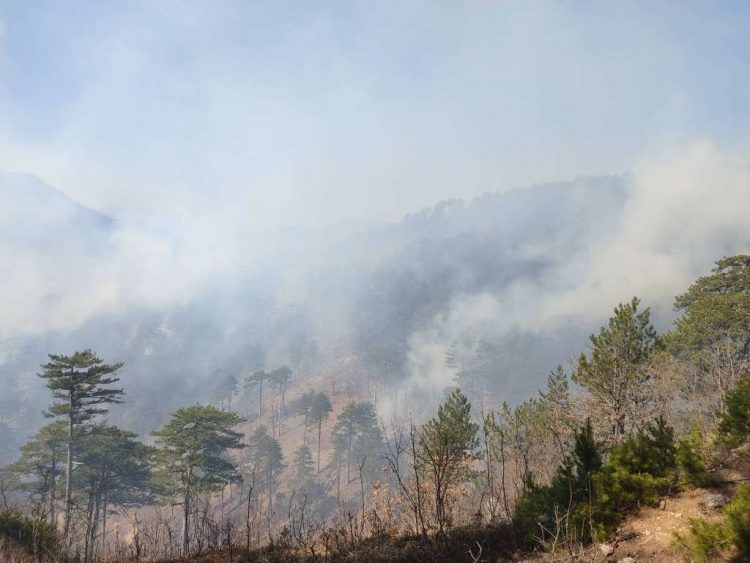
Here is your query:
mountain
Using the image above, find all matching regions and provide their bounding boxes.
[0,172,114,251]
[0,172,662,462]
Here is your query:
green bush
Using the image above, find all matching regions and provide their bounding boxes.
[513,420,601,546]
[674,518,730,563]
[725,484,750,552]
[719,377,750,447]
[513,418,679,548]
[676,427,719,488]
[673,484,750,561]
[593,417,677,526]
[0,508,58,558]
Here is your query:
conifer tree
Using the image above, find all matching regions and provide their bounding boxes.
[308,392,332,472]
[244,370,268,418]
[6,421,67,523]
[418,388,479,533]
[76,425,153,560]
[246,425,283,526]
[37,350,124,535]
[292,444,315,493]
[152,405,245,556]
[573,298,658,443]
[332,401,384,483]
[269,366,293,407]
[667,255,750,400]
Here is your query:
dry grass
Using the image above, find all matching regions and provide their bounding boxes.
[0,537,38,563]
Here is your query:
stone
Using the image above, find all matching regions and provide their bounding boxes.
[599,543,615,556]
[706,493,729,508]
[618,558,637,563]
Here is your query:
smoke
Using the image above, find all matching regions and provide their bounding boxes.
[548,140,750,320]
[0,174,246,339]
[383,140,750,419]
[1,140,749,434]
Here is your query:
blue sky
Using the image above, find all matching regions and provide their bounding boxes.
[0,1,748,228]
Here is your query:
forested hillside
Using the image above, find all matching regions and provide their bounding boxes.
[2,254,749,562]
[0,174,628,460]
[2,170,750,562]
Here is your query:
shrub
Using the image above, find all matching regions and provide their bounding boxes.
[725,484,750,552]
[674,485,750,561]
[676,428,719,488]
[674,518,730,563]
[593,417,677,528]
[719,377,750,447]
[0,508,58,559]
[514,417,680,548]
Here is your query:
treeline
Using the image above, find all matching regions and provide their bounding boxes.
[1,254,749,562]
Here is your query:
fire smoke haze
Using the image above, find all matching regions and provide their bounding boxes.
[0,2,749,434]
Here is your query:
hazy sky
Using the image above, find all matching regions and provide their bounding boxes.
[0,1,749,228]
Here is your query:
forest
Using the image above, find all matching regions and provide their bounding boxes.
[1,254,749,562]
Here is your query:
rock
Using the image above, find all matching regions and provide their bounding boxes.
[706,494,729,508]
[618,558,637,563]
[598,543,615,556]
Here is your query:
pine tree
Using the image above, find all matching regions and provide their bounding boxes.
[6,421,67,523]
[573,298,658,443]
[37,350,125,535]
[719,377,750,446]
[244,370,268,418]
[295,391,315,445]
[292,444,315,493]
[246,425,283,529]
[418,388,479,533]
[308,392,332,472]
[76,425,153,560]
[269,366,292,407]
[152,405,245,556]
[332,401,384,483]
[667,255,750,400]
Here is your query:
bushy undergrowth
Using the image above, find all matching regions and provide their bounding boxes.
[676,427,720,488]
[674,484,750,562]
[0,508,59,560]
[161,523,516,563]
[514,417,678,546]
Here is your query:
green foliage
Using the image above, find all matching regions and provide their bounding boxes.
[676,427,718,488]
[332,401,384,478]
[76,424,154,506]
[38,350,125,426]
[418,388,479,532]
[246,425,283,489]
[513,419,602,545]
[674,518,730,563]
[513,418,677,546]
[152,405,245,497]
[725,484,750,552]
[291,444,316,492]
[667,255,750,369]
[0,508,58,557]
[573,297,659,442]
[5,422,66,501]
[593,418,677,533]
[674,484,750,561]
[719,377,750,446]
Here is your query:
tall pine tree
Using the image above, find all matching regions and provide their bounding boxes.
[38,350,124,535]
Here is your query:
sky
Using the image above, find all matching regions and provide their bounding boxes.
[1,1,749,229]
